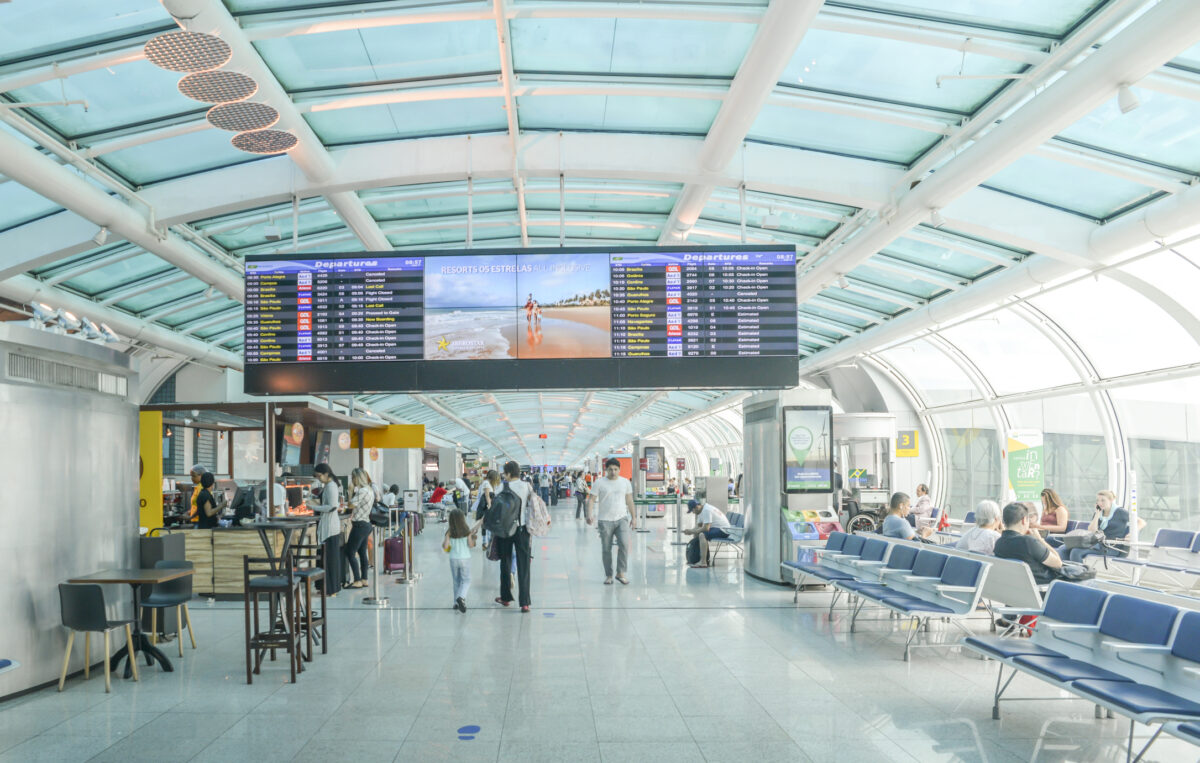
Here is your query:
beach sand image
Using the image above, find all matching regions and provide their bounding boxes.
[424,308,518,359]
[518,305,611,359]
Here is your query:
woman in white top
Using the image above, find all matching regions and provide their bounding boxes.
[344,468,375,589]
[956,500,1002,555]
[310,464,343,595]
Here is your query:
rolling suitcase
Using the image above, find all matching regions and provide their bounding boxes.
[383,535,406,573]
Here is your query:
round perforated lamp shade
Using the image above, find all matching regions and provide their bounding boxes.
[178,70,257,103]
[232,129,298,154]
[208,102,279,132]
[144,31,232,73]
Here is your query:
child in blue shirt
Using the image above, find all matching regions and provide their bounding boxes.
[443,509,483,612]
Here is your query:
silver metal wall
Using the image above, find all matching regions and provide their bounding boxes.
[0,328,137,698]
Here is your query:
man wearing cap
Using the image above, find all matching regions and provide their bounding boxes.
[683,499,731,569]
[187,464,208,524]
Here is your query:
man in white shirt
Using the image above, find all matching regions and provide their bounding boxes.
[587,457,636,585]
[683,499,731,569]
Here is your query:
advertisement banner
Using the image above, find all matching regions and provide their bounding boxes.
[1007,430,1044,502]
[783,406,833,493]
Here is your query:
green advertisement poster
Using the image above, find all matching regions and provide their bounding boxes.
[783,406,832,493]
[1007,431,1044,502]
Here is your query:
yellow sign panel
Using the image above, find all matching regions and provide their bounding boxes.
[896,430,919,458]
[351,424,425,449]
[139,410,164,531]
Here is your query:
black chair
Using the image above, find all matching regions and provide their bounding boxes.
[57,583,138,693]
[243,554,302,684]
[141,560,196,658]
[290,534,327,662]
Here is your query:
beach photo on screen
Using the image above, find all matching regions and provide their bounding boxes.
[424,254,519,359]
[515,252,612,359]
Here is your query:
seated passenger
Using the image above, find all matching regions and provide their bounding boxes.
[993,502,1062,585]
[956,500,1002,555]
[911,483,934,521]
[1067,489,1145,563]
[881,492,932,540]
[684,499,731,569]
[1037,487,1069,539]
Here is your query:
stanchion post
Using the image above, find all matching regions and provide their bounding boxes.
[362,524,388,606]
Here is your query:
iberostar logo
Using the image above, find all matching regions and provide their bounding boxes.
[437,336,449,351]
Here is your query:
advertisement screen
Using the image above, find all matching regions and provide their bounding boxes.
[242,246,800,393]
[783,406,833,494]
[643,446,666,483]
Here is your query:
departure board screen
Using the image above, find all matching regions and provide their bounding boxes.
[243,246,799,394]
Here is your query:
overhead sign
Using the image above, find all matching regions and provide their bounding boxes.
[896,430,919,458]
[538,433,548,439]
[1007,430,1044,502]
[676,457,686,471]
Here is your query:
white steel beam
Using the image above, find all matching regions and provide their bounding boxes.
[659,0,825,243]
[0,126,244,297]
[0,274,241,369]
[412,393,516,461]
[796,0,1200,305]
[492,0,529,246]
[161,0,392,252]
[566,392,665,464]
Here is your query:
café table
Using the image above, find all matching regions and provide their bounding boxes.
[67,567,194,678]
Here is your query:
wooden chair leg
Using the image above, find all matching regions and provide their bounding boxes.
[102,631,111,693]
[125,625,139,682]
[285,587,296,684]
[244,589,253,685]
[150,609,157,645]
[320,579,327,655]
[83,633,90,680]
[176,606,183,657]
[58,631,75,691]
[182,604,196,649]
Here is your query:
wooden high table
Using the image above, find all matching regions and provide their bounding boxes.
[67,567,194,678]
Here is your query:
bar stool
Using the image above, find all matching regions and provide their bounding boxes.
[290,537,327,662]
[57,584,139,693]
[141,560,197,657]
[243,554,302,684]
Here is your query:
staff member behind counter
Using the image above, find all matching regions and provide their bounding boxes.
[194,473,221,529]
[186,464,207,523]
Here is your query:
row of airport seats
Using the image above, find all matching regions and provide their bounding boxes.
[1108,528,1200,591]
[781,532,993,660]
[962,581,1200,762]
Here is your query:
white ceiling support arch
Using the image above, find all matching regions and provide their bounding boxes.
[0,274,241,368]
[410,394,515,460]
[492,0,529,246]
[796,0,1200,304]
[658,0,824,244]
[570,392,666,464]
[0,125,244,297]
[161,0,391,252]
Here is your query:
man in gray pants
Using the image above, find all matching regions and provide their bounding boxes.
[587,457,637,585]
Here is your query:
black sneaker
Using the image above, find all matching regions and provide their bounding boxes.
[456,597,466,613]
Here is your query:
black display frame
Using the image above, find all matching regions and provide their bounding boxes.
[643,445,666,483]
[781,405,834,495]
[243,245,800,395]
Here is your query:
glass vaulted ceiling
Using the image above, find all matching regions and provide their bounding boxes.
[1,0,1199,461]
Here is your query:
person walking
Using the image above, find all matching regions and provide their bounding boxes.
[443,509,483,612]
[494,460,534,612]
[574,471,590,520]
[587,457,636,585]
[344,468,374,589]
[310,464,343,595]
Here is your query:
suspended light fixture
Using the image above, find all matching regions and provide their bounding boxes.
[178,70,257,103]
[79,316,104,342]
[144,31,232,73]
[99,323,121,343]
[929,208,946,229]
[92,226,108,245]
[207,101,279,132]
[231,129,298,155]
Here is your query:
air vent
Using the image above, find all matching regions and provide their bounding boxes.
[6,353,128,398]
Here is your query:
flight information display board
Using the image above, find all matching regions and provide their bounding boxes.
[243,246,799,394]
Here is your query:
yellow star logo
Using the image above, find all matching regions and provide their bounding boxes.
[437,336,449,351]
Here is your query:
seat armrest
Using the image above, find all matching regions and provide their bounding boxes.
[1100,642,1171,653]
[877,568,911,576]
[902,575,941,583]
[995,607,1045,618]
[935,585,977,593]
[1181,666,1200,678]
[847,560,886,567]
[1041,623,1100,632]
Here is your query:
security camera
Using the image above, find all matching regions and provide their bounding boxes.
[191,409,200,417]
[264,224,282,241]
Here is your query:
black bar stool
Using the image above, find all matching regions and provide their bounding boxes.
[242,554,302,684]
[290,537,327,662]
[57,584,138,693]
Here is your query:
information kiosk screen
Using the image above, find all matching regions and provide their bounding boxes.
[782,406,833,494]
[243,245,799,393]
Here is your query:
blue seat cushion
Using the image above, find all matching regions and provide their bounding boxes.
[962,636,1065,661]
[782,562,853,581]
[838,580,891,593]
[248,576,292,590]
[1073,680,1200,718]
[1011,655,1133,683]
[1177,722,1200,742]
[140,593,190,608]
[295,568,325,578]
[879,595,955,614]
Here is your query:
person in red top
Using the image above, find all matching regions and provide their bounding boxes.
[429,483,447,503]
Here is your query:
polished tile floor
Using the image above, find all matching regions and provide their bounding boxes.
[2,503,1196,762]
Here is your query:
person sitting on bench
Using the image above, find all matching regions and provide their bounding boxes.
[683,499,731,568]
[882,492,933,540]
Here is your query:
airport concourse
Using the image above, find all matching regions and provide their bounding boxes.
[7,2,1200,763]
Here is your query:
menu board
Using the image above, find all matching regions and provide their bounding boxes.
[243,246,799,394]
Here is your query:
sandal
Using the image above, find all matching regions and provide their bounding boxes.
[604,577,614,585]
[616,575,629,585]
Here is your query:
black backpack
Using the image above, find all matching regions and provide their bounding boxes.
[686,536,702,565]
[484,482,522,539]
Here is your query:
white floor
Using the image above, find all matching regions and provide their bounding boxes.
[2,501,1196,762]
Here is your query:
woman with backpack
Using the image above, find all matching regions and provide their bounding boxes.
[491,460,533,612]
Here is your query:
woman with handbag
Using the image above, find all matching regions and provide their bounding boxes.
[1066,489,1145,563]
[344,468,374,589]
